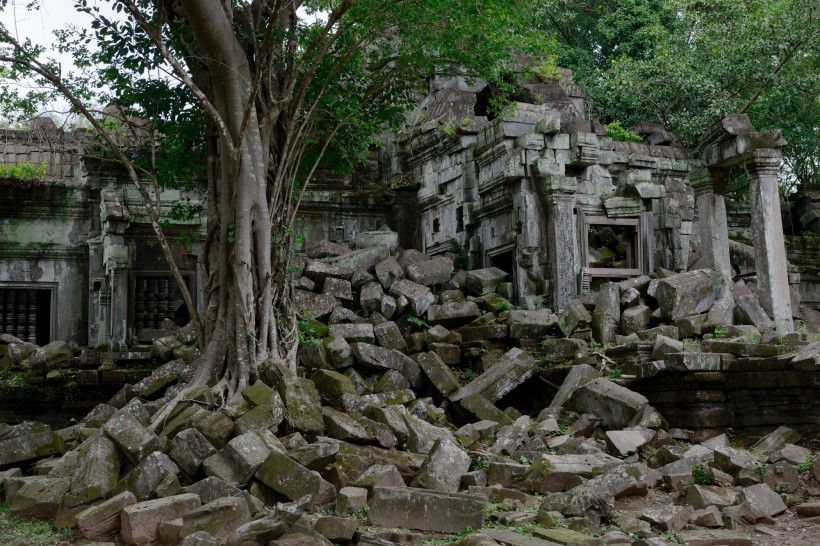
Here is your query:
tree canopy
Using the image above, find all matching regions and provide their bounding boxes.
[539,0,820,192]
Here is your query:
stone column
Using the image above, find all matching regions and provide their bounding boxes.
[747,149,793,333]
[691,168,732,282]
[543,175,578,312]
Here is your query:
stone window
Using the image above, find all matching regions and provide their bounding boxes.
[433,218,440,233]
[583,216,642,279]
[133,275,190,331]
[0,286,53,345]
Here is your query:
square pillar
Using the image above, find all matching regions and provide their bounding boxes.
[747,149,793,333]
[543,175,578,311]
[691,168,732,281]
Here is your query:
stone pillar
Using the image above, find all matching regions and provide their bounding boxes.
[691,168,732,281]
[747,149,793,333]
[543,175,578,312]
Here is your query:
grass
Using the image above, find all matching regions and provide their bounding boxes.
[0,501,74,546]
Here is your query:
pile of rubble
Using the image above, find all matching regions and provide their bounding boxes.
[1,233,820,546]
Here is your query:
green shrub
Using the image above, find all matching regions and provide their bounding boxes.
[605,121,643,143]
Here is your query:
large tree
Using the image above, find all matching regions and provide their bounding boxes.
[0,0,545,426]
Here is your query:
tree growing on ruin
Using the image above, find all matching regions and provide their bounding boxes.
[0,0,546,426]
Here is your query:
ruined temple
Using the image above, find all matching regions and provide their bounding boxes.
[0,67,811,347]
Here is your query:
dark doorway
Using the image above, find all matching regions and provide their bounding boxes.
[0,287,52,345]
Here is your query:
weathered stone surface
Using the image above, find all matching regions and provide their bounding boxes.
[315,515,358,542]
[665,352,722,371]
[322,277,353,304]
[354,463,406,493]
[406,256,453,286]
[23,341,73,371]
[329,323,375,344]
[795,501,820,517]
[640,505,691,532]
[360,282,385,316]
[604,428,653,457]
[592,282,620,343]
[368,486,486,533]
[791,341,820,370]
[256,450,336,508]
[103,411,161,466]
[621,305,652,335]
[521,452,623,494]
[427,301,481,327]
[713,446,762,477]
[390,279,436,316]
[410,438,471,492]
[177,496,251,543]
[684,485,737,509]
[655,269,725,320]
[203,430,283,487]
[737,483,787,518]
[170,428,217,479]
[351,342,406,374]
[120,493,201,545]
[450,348,537,403]
[312,369,361,412]
[508,309,557,339]
[278,377,325,435]
[753,425,800,456]
[322,406,372,443]
[464,268,509,296]
[293,291,338,321]
[373,321,408,352]
[375,257,404,291]
[557,299,592,337]
[324,245,390,273]
[76,491,137,539]
[548,364,601,410]
[0,430,63,465]
[336,486,368,516]
[114,451,180,500]
[403,414,457,455]
[10,477,70,520]
[566,378,649,429]
[66,435,121,507]
[415,351,460,396]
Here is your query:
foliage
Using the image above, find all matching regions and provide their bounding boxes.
[297,320,328,348]
[605,367,623,380]
[691,463,715,485]
[795,453,816,473]
[448,238,470,270]
[537,0,820,193]
[605,121,642,143]
[407,314,432,331]
[0,160,46,180]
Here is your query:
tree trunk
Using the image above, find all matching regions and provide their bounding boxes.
[151,0,295,428]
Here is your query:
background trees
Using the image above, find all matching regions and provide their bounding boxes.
[539,0,820,192]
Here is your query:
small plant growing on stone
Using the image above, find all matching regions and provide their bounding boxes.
[663,530,682,544]
[692,463,715,485]
[518,455,532,465]
[407,314,432,330]
[605,121,643,143]
[606,367,623,380]
[795,453,816,473]
[756,462,771,477]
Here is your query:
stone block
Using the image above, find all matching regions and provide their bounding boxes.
[640,505,691,532]
[312,369,361,413]
[177,496,251,543]
[373,321,408,352]
[65,435,121,507]
[0,430,63,466]
[255,451,336,509]
[170,428,217,479]
[406,256,454,286]
[427,301,481,327]
[464,268,509,295]
[508,309,558,339]
[450,348,537,403]
[120,493,201,545]
[336,486,368,515]
[375,257,404,291]
[76,491,137,539]
[521,453,622,494]
[566,378,648,429]
[324,245,390,273]
[655,269,725,320]
[360,282,384,316]
[415,351,460,396]
[665,352,722,371]
[278,377,325,435]
[113,451,180,500]
[315,515,358,542]
[592,282,620,343]
[325,335,354,369]
[10,477,70,521]
[368,486,486,533]
[737,483,787,518]
[557,299,592,337]
[410,438,471,493]
[390,279,436,316]
[676,530,752,545]
[103,411,161,466]
[328,323,375,344]
[537,338,588,365]
[684,484,737,509]
[621,305,651,335]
